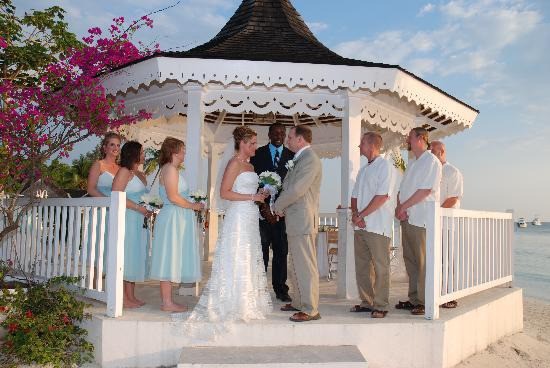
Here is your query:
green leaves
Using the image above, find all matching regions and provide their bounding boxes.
[144,147,160,175]
[0,0,81,87]
[0,276,94,367]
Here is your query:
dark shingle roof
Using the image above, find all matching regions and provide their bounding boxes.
[161,0,394,68]
[111,0,478,113]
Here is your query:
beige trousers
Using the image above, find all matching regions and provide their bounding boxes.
[401,221,426,305]
[354,230,391,309]
[287,234,319,316]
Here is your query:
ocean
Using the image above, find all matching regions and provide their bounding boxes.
[514,223,550,302]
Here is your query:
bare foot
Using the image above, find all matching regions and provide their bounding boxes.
[123,299,141,309]
[161,303,188,312]
[131,297,146,306]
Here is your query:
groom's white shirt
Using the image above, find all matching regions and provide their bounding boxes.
[293,145,310,160]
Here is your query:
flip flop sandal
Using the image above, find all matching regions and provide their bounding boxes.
[395,300,415,310]
[289,312,322,322]
[411,305,425,315]
[441,300,458,308]
[350,305,373,312]
[371,310,388,318]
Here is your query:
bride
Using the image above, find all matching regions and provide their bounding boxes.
[184,126,272,334]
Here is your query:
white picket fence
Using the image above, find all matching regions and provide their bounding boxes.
[1,197,513,320]
[0,193,126,317]
[425,202,514,319]
[319,213,338,227]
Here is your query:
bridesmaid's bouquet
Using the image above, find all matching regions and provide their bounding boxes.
[140,194,163,229]
[258,171,282,213]
[190,190,208,224]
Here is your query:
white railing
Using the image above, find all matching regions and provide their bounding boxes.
[0,192,126,317]
[319,212,338,227]
[1,198,514,321]
[425,202,514,319]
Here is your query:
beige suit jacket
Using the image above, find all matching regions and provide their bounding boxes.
[273,147,322,236]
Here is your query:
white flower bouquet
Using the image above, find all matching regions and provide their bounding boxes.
[190,190,208,224]
[140,193,163,229]
[140,193,163,212]
[189,190,208,205]
[258,171,282,213]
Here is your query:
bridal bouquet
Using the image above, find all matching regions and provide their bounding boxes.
[190,190,208,224]
[258,171,282,213]
[140,193,163,229]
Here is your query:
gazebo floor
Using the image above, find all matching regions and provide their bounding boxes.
[83,260,523,368]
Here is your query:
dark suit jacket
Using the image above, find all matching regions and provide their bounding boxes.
[251,144,295,214]
[251,144,294,184]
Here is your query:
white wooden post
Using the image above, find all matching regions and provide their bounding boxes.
[184,84,205,191]
[179,84,204,296]
[425,201,442,320]
[337,93,362,299]
[106,191,126,318]
[206,143,223,261]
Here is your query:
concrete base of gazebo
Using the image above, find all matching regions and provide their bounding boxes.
[83,266,522,368]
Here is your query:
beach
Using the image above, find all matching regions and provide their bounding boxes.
[455,224,550,367]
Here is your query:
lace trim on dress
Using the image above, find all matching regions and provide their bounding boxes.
[177,172,272,341]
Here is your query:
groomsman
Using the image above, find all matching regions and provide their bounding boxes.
[430,141,463,210]
[431,140,463,309]
[395,127,442,316]
[350,132,395,318]
[250,122,294,302]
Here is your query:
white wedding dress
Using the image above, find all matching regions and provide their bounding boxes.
[183,171,272,339]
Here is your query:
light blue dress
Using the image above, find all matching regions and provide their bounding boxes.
[123,175,149,282]
[150,173,201,283]
[97,171,114,197]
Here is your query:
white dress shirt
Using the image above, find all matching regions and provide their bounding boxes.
[351,156,395,237]
[441,162,463,209]
[399,150,442,228]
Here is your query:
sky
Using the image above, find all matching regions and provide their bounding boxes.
[14,0,550,220]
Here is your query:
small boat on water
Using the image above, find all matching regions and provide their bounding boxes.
[517,218,528,228]
[532,216,542,226]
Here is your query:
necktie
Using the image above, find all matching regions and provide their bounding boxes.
[273,149,280,169]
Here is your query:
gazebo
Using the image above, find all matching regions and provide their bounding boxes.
[101,0,479,298]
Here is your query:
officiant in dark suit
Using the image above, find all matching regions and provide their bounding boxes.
[251,122,294,302]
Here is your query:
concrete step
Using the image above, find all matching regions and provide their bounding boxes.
[177,345,367,367]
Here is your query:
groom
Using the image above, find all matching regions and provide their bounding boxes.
[250,122,294,302]
[273,125,322,322]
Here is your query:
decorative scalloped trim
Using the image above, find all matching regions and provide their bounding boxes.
[101,58,478,127]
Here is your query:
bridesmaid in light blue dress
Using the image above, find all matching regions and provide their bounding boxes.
[87,132,121,273]
[150,137,203,312]
[112,141,152,309]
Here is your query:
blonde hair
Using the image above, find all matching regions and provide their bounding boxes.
[233,126,257,150]
[412,127,430,149]
[100,132,122,159]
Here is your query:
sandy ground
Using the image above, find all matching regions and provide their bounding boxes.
[454,297,550,368]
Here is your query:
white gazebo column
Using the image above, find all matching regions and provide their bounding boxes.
[337,93,362,299]
[185,84,205,191]
[179,84,205,297]
[206,143,224,261]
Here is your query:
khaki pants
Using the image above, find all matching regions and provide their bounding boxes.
[354,230,391,309]
[287,234,319,316]
[401,221,426,305]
